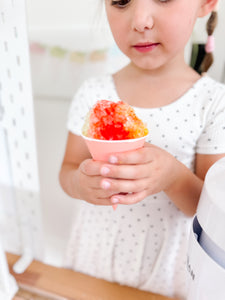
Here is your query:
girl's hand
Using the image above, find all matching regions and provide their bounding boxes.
[99,143,179,206]
[77,158,123,206]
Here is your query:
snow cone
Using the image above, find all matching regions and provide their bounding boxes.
[82,100,149,161]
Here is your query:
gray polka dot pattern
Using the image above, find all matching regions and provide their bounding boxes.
[65,75,225,300]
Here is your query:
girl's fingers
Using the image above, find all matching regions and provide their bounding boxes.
[100,162,151,180]
[91,197,118,206]
[86,179,120,198]
[86,175,105,189]
[84,184,121,206]
[108,143,154,165]
[100,177,149,194]
[110,190,148,205]
[80,159,103,176]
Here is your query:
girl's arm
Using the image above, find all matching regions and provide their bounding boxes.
[59,132,89,199]
[165,153,225,216]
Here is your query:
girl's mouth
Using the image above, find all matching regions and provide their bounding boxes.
[133,43,159,53]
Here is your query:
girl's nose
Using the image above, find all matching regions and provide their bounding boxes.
[131,2,154,32]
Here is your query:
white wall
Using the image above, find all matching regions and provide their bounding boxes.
[26,0,103,28]
[26,0,113,50]
[26,0,129,99]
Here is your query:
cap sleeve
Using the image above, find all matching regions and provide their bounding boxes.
[67,80,94,136]
[196,86,225,154]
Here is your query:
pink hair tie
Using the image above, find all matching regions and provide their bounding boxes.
[205,35,215,53]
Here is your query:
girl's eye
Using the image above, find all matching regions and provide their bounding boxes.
[111,0,131,8]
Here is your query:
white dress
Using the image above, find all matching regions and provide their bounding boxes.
[65,74,225,300]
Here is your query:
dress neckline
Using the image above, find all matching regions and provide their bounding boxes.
[108,74,209,111]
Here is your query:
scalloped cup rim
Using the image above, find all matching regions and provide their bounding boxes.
[81,133,148,143]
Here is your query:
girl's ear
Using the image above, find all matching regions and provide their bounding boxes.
[198,0,219,18]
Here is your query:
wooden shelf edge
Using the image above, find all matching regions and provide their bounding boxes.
[7,253,176,300]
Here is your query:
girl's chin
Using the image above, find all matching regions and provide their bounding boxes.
[129,59,165,72]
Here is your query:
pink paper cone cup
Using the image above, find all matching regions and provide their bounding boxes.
[82,134,147,211]
[82,135,147,162]
[112,204,118,211]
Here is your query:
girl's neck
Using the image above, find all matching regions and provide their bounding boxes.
[113,58,201,109]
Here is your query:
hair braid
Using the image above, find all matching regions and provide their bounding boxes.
[200,11,218,74]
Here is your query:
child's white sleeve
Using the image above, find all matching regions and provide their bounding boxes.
[67,80,93,136]
[196,89,225,154]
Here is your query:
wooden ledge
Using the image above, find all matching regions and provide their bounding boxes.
[7,253,176,300]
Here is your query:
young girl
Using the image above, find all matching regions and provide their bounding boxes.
[59,0,225,299]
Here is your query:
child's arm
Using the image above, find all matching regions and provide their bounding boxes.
[165,152,225,216]
[98,143,225,216]
[59,132,118,206]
